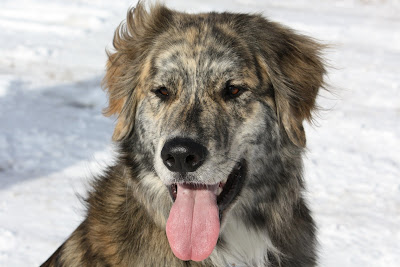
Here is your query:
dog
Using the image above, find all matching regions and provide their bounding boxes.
[41,3,326,266]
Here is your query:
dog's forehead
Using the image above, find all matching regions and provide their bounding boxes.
[154,41,237,75]
[149,19,251,85]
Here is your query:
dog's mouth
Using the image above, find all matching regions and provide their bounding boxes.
[166,160,246,262]
[168,160,246,215]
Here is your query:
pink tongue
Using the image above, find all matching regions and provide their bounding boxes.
[166,183,220,262]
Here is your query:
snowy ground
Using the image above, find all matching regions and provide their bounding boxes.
[0,0,399,266]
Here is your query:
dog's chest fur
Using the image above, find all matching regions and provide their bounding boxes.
[210,215,277,267]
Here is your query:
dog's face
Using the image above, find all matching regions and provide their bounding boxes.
[141,24,274,187]
[103,4,325,262]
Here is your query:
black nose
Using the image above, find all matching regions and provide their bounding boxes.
[161,138,208,172]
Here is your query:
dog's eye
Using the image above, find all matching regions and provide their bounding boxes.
[224,82,245,99]
[155,87,169,98]
[229,86,240,96]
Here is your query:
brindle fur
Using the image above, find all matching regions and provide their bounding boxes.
[42,3,326,267]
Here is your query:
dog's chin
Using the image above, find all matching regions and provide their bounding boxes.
[167,159,247,221]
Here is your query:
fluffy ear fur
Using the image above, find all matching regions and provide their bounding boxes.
[102,3,173,141]
[102,49,132,141]
[257,20,326,147]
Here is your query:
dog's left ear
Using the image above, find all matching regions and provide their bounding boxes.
[258,21,326,147]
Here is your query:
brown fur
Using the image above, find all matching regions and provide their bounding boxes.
[42,3,326,266]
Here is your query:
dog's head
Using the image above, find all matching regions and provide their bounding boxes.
[103,3,325,262]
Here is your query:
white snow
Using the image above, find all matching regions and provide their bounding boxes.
[0,0,399,266]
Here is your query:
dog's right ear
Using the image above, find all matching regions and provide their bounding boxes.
[102,51,131,141]
[102,3,173,141]
[102,6,145,141]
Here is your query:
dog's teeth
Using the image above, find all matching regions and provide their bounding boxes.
[217,187,223,196]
